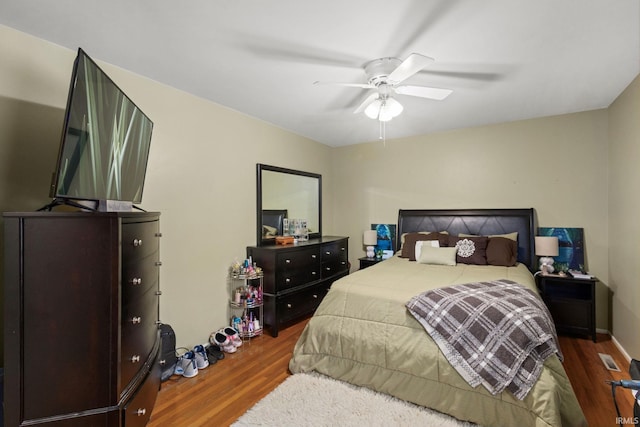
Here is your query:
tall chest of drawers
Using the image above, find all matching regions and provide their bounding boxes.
[247,236,349,337]
[3,211,162,426]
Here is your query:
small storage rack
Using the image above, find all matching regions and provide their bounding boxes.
[229,271,264,338]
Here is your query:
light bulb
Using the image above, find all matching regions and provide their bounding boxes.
[385,97,403,118]
[364,98,383,119]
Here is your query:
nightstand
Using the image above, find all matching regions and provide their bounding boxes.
[536,274,597,342]
[359,257,382,270]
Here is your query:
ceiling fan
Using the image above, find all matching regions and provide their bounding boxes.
[315,53,452,122]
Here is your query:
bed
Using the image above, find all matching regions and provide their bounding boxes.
[289,209,586,427]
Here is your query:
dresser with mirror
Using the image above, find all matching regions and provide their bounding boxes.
[247,164,349,336]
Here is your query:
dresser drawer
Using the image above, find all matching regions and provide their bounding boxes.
[121,288,159,389]
[275,247,321,290]
[122,253,160,299]
[122,220,159,262]
[276,247,320,270]
[321,259,348,279]
[123,349,161,427]
[277,283,332,324]
[321,240,348,264]
[276,266,320,291]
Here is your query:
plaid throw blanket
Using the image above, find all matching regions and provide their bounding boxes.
[406,279,562,400]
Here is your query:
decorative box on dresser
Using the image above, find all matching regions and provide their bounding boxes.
[3,211,162,427]
[247,236,349,337]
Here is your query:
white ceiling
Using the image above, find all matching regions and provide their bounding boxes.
[1,0,639,147]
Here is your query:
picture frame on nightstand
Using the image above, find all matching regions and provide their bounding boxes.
[371,223,396,253]
[538,227,585,273]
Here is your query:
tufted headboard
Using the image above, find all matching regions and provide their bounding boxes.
[397,208,537,272]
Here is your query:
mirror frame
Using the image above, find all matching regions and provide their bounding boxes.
[256,163,322,246]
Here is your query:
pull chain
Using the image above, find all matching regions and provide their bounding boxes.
[378,120,386,146]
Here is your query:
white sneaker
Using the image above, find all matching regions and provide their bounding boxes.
[210,331,236,353]
[174,351,198,378]
[223,327,243,348]
[193,345,209,370]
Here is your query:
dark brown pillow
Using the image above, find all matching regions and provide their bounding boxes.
[448,235,488,265]
[486,237,517,266]
[400,232,448,260]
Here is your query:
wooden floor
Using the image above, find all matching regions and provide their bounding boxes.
[148,320,636,426]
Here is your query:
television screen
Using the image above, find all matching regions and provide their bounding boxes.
[50,48,153,206]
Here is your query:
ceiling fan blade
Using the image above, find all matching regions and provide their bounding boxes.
[313,81,374,89]
[395,85,452,100]
[387,53,434,85]
[353,93,379,114]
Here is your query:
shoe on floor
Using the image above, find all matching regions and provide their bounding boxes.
[210,330,236,353]
[174,351,198,378]
[193,344,210,369]
[207,344,225,362]
[223,327,243,347]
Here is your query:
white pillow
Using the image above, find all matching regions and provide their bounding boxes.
[415,240,440,261]
[417,246,457,266]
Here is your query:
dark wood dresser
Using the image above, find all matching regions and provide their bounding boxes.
[3,211,162,426]
[247,236,349,337]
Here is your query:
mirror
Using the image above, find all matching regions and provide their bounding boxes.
[257,164,321,246]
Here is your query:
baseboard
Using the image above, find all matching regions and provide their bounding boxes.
[594,328,632,363]
[611,334,632,363]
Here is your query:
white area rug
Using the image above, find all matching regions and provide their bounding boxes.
[232,372,476,427]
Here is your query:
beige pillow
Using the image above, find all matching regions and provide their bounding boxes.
[415,240,440,261]
[417,246,457,266]
[459,232,518,241]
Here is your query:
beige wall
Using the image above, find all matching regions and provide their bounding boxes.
[0,25,334,351]
[331,110,611,330]
[608,73,640,357]
[1,23,638,358]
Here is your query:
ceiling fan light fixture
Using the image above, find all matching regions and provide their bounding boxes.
[365,96,403,122]
[382,97,403,119]
[364,98,383,119]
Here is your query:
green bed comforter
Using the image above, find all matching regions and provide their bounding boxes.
[289,256,586,427]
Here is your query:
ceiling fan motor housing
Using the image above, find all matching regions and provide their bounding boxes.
[365,57,402,87]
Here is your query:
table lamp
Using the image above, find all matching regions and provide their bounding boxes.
[535,236,559,274]
[363,230,377,258]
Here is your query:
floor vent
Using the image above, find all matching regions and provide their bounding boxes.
[599,353,621,372]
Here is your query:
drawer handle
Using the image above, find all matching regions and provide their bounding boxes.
[341,247,346,251]
[312,294,318,299]
[285,278,291,283]
[159,359,166,366]
[287,303,292,308]
[131,316,142,324]
[325,267,331,271]
[325,251,331,255]
[136,408,146,416]
[312,254,317,259]
[155,261,163,267]
[312,271,317,275]
[285,259,291,264]
[156,291,163,296]
[131,355,141,363]
[133,238,143,247]
[155,232,163,237]
[341,261,346,265]
[131,277,142,285]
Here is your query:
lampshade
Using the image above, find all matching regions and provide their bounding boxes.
[534,236,559,256]
[364,96,403,122]
[363,230,378,246]
[364,99,383,119]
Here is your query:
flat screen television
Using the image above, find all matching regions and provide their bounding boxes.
[46,48,153,211]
